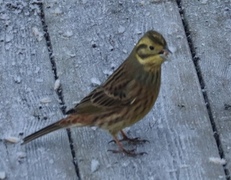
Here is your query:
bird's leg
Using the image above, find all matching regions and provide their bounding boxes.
[108,135,146,156]
[119,130,149,144]
[108,130,149,144]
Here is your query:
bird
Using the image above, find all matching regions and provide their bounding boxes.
[22,30,171,156]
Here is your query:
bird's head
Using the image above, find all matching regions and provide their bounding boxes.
[134,30,171,68]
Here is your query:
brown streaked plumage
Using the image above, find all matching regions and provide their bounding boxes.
[22,30,171,156]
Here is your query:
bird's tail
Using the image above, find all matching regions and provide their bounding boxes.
[21,115,84,145]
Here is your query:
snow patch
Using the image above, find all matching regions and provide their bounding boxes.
[4,136,20,143]
[103,69,113,76]
[168,46,177,54]
[91,77,101,87]
[0,171,6,180]
[62,30,73,38]
[53,7,63,15]
[54,79,61,90]
[40,97,52,104]
[209,157,226,165]
[91,159,100,173]
[32,26,43,41]
[118,25,125,34]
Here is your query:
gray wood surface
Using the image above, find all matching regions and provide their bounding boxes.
[44,0,226,179]
[181,0,231,173]
[0,1,77,180]
[1,0,229,179]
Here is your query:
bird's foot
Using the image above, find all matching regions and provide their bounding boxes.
[108,133,148,156]
[108,134,149,145]
[119,130,149,144]
[120,136,149,144]
[108,148,147,156]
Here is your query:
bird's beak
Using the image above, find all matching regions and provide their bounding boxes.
[159,46,171,60]
[163,47,172,57]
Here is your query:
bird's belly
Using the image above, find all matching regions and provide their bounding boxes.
[126,95,157,126]
[105,88,159,134]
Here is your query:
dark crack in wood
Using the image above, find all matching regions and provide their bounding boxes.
[176,1,230,179]
[35,2,81,179]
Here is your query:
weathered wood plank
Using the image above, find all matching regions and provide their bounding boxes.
[0,1,77,180]
[180,0,231,174]
[43,0,226,179]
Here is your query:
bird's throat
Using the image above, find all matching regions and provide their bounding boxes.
[136,66,161,87]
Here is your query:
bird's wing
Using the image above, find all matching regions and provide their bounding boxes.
[66,84,134,115]
[67,64,135,114]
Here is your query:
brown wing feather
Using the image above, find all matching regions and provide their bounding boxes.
[66,61,136,115]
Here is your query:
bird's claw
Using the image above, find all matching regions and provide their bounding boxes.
[121,137,150,144]
[108,137,149,144]
[108,148,147,156]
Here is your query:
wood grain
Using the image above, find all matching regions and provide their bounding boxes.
[0,1,77,180]
[43,0,226,179]
[181,0,231,174]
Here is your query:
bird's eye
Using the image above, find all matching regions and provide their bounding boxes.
[149,46,154,50]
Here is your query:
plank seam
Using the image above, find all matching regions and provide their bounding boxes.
[35,2,81,179]
[176,0,230,179]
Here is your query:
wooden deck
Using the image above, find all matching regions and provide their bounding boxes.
[0,0,230,179]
